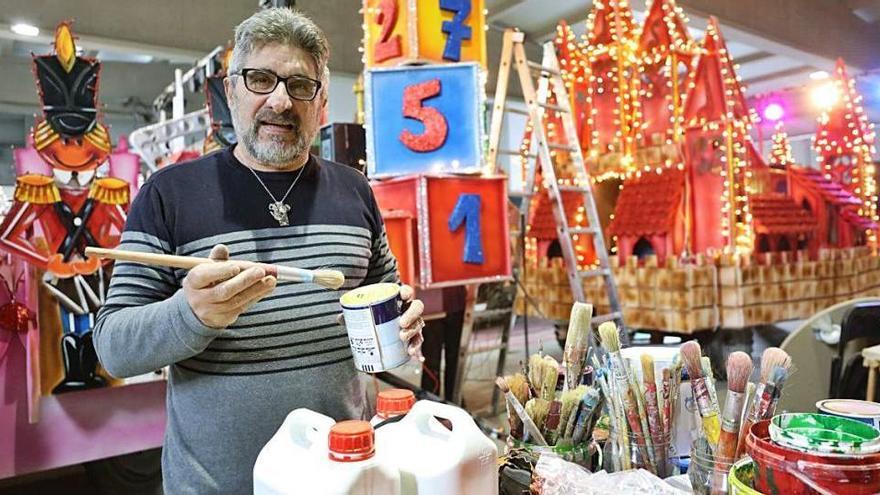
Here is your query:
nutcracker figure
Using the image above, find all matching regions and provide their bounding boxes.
[0,22,130,393]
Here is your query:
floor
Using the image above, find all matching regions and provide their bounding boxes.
[0,318,794,493]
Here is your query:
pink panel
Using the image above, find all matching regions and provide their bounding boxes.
[13,139,52,177]
[0,337,166,479]
[108,136,142,197]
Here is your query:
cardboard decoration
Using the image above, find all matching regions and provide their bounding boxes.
[363,0,487,68]
[372,175,511,288]
[365,63,484,176]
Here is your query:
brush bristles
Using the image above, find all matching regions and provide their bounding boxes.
[726,351,753,394]
[509,373,530,406]
[541,356,560,401]
[495,376,509,393]
[598,322,620,353]
[680,341,704,379]
[525,398,550,430]
[641,354,656,384]
[760,347,791,382]
[770,365,789,386]
[313,269,345,289]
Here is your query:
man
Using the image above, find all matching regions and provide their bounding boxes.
[93,8,424,493]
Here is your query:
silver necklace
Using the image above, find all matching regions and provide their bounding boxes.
[244,162,307,226]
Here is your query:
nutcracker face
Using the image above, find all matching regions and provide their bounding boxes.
[31,23,109,173]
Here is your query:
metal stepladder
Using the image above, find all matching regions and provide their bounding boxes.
[487,29,627,348]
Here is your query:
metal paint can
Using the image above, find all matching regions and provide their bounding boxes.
[340,283,409,373]
[817,398,880,431]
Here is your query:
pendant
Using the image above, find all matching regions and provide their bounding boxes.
[268,201,291,226]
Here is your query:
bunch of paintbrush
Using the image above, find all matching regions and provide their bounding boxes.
[598,322,656,472]
[735,347,792,460]
[680,341,721,447]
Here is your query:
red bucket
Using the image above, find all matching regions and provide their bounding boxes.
[745,420,880,494]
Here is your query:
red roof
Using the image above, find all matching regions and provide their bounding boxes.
[790,166,861,207]
[749,194,816,235]
[841,208,878,230]
[608,168,684,237]
[528,190,584,240]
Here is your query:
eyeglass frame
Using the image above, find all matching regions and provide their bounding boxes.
[229,68,323,102]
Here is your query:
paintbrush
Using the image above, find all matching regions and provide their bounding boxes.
[525,398,551,437]
[558,385,586,441]
[713,352,753,493]
[85,246,345,289]
[563,302,593,392]
[540,356,560,402]
[496,377,547,446]
[702,356,720,416]
[661,367,672,440]
[599,322,651,467]
[591,357,628,469]
[572,387,603,444]
[528,354,545,399]
[505,373,530,440]
[680,341,720,446]
[642,354,665,474]
[544,400,563,445]
[628,364,657,471]
[736,347,791,459]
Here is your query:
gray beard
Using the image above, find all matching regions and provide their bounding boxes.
[231,111,312,169]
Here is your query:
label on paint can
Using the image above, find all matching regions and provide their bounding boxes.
[340,283,409,373]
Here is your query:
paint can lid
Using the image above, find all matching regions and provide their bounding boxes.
[377,389,415,419]
[328,420,375,462]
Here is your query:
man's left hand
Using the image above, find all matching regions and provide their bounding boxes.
[398,284,425,359]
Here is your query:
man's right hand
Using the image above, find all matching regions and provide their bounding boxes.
[182,244,277,329]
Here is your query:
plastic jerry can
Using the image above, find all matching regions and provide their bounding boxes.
[376,400,498,495]
[371,388,417,425]
[254,410,400,495]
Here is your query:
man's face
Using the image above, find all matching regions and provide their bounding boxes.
[225,43,325,169]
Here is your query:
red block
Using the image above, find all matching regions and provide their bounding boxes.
[381,210,416,287]
[373,174,511,288]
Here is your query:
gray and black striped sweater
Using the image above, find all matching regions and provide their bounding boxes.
[93,148,398,494]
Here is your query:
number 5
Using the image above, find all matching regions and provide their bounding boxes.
[400,79,448,152]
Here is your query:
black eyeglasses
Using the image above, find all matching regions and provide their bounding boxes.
[230,68,323,101]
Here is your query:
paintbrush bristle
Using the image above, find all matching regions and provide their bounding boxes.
[495,376,510,393]
[770,365,789,386]
[726,351,753,394]
[680,341,704,379]
[525,398,550,430]
[541,356,560,401]
[509,373,530,406]
[313,269,345,289]
[598,322,620,353]
[760,347,791,382]
[529,354,544,389]
[641,354,656,384]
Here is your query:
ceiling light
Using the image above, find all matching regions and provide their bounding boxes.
[10,23,39,37]
[811,83,838,109]
[809,70,829,81]
[762,103,785,121]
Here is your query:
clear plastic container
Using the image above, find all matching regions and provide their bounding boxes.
[688,438,734,495]
[603,428,677,478]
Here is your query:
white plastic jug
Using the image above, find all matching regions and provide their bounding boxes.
[376,400,498,495]
[254,410,400,495]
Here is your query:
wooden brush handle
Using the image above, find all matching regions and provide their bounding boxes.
[86,247,208,270]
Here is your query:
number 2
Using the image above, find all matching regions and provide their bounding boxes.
[399,79,448,152]
[374,0,402,63]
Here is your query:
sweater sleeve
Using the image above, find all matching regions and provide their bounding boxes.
[93,180,218,378]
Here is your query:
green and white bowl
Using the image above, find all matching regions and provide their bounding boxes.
[769,412,880,455]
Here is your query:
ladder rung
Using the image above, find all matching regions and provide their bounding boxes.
[503,106,530,116]
[591,312,623,326]
[538,102,568,113]
[548,142,577,152]
[473,308,513,320]
[527,61,561,76]
[568,227,599,235]
[578,268,611,278]
[498,148,524,156]
[558,185,590,192]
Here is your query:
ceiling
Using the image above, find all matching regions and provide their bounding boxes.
[0,0,876,147]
